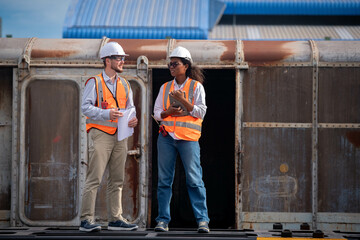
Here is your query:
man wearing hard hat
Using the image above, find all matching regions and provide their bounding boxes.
[79,42,138,232]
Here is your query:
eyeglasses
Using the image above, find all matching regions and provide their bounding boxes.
[168,61,181,68]
[110,56,125,61]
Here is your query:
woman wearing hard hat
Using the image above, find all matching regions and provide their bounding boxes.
[153,46,210,233]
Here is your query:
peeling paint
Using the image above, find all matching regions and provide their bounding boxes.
[31,49,78,59]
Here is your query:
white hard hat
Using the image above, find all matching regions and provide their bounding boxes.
[169,46,192,62]
[99,42,129,59]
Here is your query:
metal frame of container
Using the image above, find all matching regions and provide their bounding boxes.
[0,38,359,231]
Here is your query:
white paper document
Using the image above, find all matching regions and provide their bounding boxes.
[117,107,136,141]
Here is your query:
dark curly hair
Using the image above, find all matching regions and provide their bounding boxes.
[180,58,204,84]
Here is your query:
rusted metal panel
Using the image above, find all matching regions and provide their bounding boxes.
[0,38,28,65]
[175,40,237,65]
[30,39,103,60]
[318,68,360,123]
[2,38,360,67]
[243,41,311,66]
[1,38,238,67]
[317,51,359,216]
[114,39,169,66]
[0,68,12,226]
[318,128,360,213]
[317,41,360,63]
[0,38,359,231]
[24,80,79,221]
[243,67,313,123]
[242,128,312,212]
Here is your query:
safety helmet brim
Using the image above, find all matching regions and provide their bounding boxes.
[100,42,129,59]
[169,46,192,63]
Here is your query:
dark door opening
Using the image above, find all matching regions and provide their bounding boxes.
[151,69,235,229]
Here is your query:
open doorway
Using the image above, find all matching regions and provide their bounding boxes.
[151,69,235,229]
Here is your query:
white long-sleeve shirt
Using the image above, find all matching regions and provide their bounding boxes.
[153,77,207,139]
[81,71,135,122]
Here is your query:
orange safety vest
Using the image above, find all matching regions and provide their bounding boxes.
[161,78,203,141]
[85,73,130,135]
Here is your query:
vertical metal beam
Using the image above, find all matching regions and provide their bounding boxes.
[167,38,176,60]
[10,68,19,226]
[235,40,245,229]
[98,37,109,57]
[309,40,319,230]
[79,76,89,225]
[137,56,149,82]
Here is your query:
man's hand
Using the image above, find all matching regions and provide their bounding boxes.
[128,117,138,128]
[109,108,123,121]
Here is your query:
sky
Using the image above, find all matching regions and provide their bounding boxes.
[0,0,72,38]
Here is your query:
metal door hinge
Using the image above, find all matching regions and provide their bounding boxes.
[128,147,141,158]
[137,55,148,82]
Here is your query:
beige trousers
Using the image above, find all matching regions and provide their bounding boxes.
[80,128,128,222]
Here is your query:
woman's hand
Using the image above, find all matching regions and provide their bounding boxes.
[169,90,194,113]
[161,102,184,118]
[170,90,185,101]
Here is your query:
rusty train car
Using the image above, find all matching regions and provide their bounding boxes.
[0,38,359,234]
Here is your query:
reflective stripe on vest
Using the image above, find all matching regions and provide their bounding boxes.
[85,119,117,128]
[162,120,202,132]
[85,73,129,134]
[161,78,202,141]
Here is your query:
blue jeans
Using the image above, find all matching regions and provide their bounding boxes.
[156,134,210,224]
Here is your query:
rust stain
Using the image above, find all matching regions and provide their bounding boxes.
[220,41,236,62]
[31,49,77,58]
[110,39,237,65]
[111,39,168,64]
[346,131,360,148]
[249,223,253,229]
[243,41,294,66]
[126,156,139,216]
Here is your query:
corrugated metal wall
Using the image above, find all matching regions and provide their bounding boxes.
[220,0,360,15]
[63,0,225,39]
